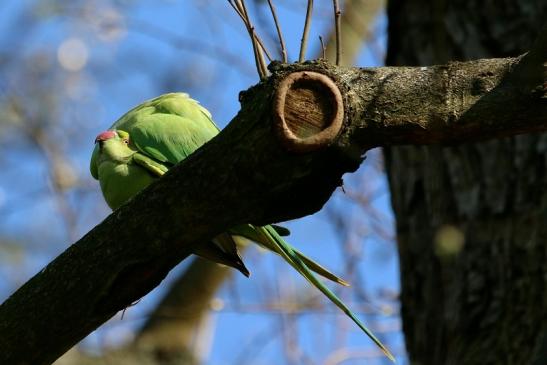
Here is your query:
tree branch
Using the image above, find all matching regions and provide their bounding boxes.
[0,53,545,364]
[344,55,547,148]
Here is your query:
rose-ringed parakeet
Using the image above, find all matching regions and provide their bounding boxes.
[90,93,394,361]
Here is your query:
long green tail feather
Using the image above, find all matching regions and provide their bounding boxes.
[256,225,395,363]
[230,224,349,286]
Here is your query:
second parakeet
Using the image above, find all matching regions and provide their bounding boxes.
[90,93,394,361]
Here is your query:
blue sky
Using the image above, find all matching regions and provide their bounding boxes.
[0,1,404,364]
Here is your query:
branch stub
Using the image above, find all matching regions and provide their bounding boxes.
[274,71,344,152]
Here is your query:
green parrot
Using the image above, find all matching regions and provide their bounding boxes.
[90,93,394,361]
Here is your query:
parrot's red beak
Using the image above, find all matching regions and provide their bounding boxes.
[94,130,117,144]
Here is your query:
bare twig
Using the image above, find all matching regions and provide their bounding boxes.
[231,0,246,18]
[319,35,326,59]
[232,1,274,62]
[252,30,274,62]
[251,39,266,77]
[229,0,269,78]
[227,0,244,19]
[267,0,287,62]
[238,0,269,74]
[333,0,342,65]
[251,27,269,77]
[298,0,314,62]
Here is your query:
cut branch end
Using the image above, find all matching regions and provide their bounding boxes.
[274,71,344,152]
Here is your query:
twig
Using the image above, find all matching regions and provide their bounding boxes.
[238,0,268,76]
[333,0,342,65]
[231,0,245,18]
[227,0,244,18]
[267,0,287,62]
[229,1,263,76]
[253,31,274,62]
[319,35,326,59]
[238,0,269,69]
[251,26,268,77]
[298,0,314,63]
[229,0,269,78]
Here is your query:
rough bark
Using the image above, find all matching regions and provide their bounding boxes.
[0,49,545,364]
[385,1,547,364]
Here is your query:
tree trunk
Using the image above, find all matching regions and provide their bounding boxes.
[385,1,547,364]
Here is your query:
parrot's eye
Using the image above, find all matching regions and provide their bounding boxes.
[123,139,129,145]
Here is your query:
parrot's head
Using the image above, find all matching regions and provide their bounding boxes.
[90,129,135,179]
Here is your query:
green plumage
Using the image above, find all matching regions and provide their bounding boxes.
[90,93,394,361]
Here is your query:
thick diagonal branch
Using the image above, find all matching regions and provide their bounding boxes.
[0,53,545,365]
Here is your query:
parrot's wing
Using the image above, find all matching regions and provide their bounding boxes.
[209,233,249,276]
[90,144,100,179]
[194,237,250,277]
[112,93,219,165]
[230,224,349,287]
[254,225,395,363]
[133,152,170,177]
[129,113,217,165]
[270,224,290,236]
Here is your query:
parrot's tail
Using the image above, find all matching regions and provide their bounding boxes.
[231,224,350,286]
[256,225,396,363]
